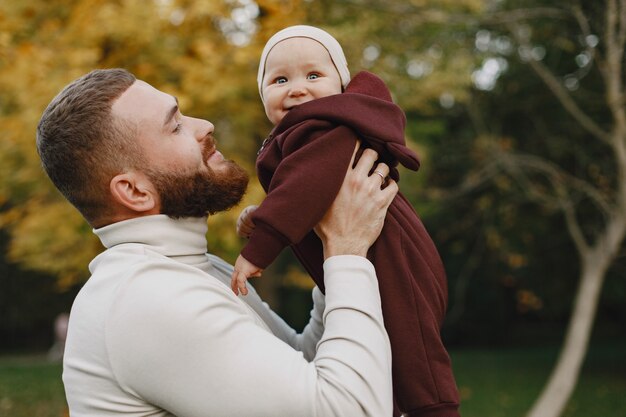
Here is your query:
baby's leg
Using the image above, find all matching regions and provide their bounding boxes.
[370,197,460,417]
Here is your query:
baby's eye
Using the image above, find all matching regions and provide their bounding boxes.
[307,73,320,80]
[275,76,287,84]
[173,122,182,134]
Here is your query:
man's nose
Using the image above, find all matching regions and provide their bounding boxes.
[195,119,214,142]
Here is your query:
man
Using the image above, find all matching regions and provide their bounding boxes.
[37,68,398,416]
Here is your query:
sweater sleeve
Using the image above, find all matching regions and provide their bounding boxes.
[259,286,326,361]
[241,122,357,268]
[207,253,325,361]
[106,256,392,417]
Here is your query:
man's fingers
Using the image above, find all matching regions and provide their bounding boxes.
[370,162,390,188]
[379,179,399,206]
[348,140,361,167]
[372,162,390,177]
[353,148,379,176]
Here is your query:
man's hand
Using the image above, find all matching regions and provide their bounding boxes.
[236,205,258,239]
[231,254,263,296]
[315,144,398,259]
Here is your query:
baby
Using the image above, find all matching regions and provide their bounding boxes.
[232,25,460,417]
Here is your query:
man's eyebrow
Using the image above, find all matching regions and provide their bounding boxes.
[163,96,180,128]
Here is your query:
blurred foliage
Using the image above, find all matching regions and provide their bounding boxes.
[0,0,306,287]
[425,0,626,343]
[0,0,624,349]
[307,0,484,113]
[0,0,485,292]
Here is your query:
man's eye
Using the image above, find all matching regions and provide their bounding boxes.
[308,73,320,80]
[275,77,287,84]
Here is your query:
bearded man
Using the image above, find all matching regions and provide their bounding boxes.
[37,68,398,417]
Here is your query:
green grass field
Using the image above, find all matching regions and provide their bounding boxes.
[0,355,67,417]
[454,343,626,417]
[1,342,624,417]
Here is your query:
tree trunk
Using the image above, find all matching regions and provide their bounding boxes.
[526,206,626,417]
[525,253,607,417]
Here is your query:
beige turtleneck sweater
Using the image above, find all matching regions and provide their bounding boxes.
[62,215,392,416]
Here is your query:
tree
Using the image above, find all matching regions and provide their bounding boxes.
[434,1,625,415]
[498,2,626,416]
[312,1,625,415]
[0,0,305,288]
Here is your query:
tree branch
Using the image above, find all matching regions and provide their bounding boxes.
[429,145,611,258]
[619,0,626,49]
[498,152,613,215]
[513,170,589,254]
[562,200,590,255]
[568,5,596,81]
[492,150,626,254]
[426,160,502,201]
[507,22,612,144]
[605,0,626,127]
[605,0,626,217]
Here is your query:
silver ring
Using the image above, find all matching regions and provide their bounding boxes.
[373,170,385,183]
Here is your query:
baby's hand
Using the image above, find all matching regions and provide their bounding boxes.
[236,205,258,239]
[231,254,263,296]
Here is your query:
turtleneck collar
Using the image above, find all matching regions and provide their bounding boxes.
[94,215,209,265]
[92,214,281,335]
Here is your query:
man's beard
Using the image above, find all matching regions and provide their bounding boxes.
[145,159,249,219]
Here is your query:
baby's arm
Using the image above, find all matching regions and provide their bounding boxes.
[242,125,358,269]
[231,254,263,296]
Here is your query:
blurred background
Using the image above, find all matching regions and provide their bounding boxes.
[0,0,624,416]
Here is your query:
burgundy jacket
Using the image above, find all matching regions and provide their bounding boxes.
[242,71,418,270]
[242,71,460,417]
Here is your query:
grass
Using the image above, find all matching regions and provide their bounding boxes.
[453,347,554,417]
[453,342,626,417]
[0,354,67,417]
[0,342,624,417]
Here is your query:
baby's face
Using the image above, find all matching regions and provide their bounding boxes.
[261,37,343,125]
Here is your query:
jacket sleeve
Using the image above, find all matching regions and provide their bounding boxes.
[241,121,358,269]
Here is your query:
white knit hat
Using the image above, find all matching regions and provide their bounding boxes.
[257,25,351,102]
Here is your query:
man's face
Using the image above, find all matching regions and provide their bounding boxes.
[261,37,343,125]
[111,80,248,217]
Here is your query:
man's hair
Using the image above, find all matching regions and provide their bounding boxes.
[37,68,139,225]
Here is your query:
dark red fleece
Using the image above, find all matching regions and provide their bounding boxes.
[242,71,460,417]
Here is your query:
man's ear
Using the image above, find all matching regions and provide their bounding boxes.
[110,172,158,213]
